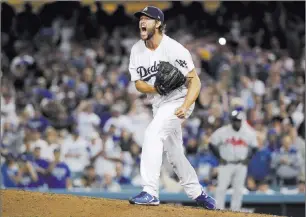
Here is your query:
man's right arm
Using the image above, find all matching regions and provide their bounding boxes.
[129,46,158,95]
[135,80,158,94]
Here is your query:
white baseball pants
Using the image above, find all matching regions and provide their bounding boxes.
[215,164,247,211]
[140,100,202,199]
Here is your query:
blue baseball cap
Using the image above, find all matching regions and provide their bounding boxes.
[134,6,164,23]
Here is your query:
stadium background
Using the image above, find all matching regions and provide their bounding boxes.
[1,1,305,216]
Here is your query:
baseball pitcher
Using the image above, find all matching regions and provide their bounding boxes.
[209,110,258,211]
[128,6,216,209]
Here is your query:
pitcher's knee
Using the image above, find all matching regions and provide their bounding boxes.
[144,127,165,142]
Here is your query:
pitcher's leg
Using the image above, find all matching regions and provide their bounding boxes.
[130,101,196,206]
[230,164,247,211]
[140,121,165,198]
[129,117,165,205]
[215,165,234,209]
[164,126,202,199]
[139,102,181,198]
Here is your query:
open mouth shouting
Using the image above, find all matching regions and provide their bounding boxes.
[140,24,148,38]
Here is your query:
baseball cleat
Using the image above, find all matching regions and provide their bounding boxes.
[129,191,160,205]
[195,191,216,210]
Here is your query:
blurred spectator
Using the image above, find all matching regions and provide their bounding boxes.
[247,133,272,191]
[296,180,305,193]
[46,148,72,189]
[61,130,90,178]
[118,129,133,152]
[114,162,131,185]
[88,131,105,176]
[32,147,49,188]
[195,142,218,188]
[126,99,152,146]
[103,104,132,137]
[40,100,75,130]
[271,135,303,186]
[101,173,121,192]
[76,101,101,140]
[27,129,49,158]
[1,91,18,130]
[27,111,50,133]
[280,180,306,194]
[32,77,54,102]
[185,137,198,167]
[1,121,21,154]
[118,129,135,177]
[255,179,275,195]
[9,45,36,91]
[76,165,102,188]
[15,154,39,188]
[19,137,33,160]
[94,126,122,177]
[240,76,255,110]
[281,117,297,142]
[129,142,142,186]
[1,153,19,188]
[43,127,61,161]
[265,128,280,152]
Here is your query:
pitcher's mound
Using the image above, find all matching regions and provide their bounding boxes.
[1,189,278,217]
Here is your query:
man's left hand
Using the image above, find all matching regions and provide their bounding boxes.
[175,105,188,119]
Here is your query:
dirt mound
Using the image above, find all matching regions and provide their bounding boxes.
[1,189,278,217]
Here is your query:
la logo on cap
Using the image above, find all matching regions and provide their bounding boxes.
[143,7,148,11]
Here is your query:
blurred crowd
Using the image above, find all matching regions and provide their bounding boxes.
[1,2,305,195]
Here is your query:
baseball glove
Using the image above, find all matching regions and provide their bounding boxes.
[154,61,186,96]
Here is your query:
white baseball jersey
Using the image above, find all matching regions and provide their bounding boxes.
[129,34,195,107]
[210,123,258,162]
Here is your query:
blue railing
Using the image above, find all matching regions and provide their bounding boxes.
[7,188,304,204]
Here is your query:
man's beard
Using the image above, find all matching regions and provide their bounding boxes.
[232,122,241,131]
